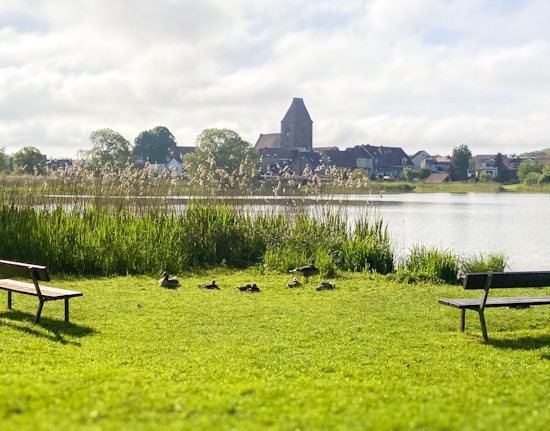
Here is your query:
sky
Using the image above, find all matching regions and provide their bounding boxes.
[1,0,550,159]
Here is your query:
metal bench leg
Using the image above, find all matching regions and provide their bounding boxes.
[479,310,489,342]
[7,291,12,309]
[65,298,69,322]
[35,299,44,324]
[460,309,465,332]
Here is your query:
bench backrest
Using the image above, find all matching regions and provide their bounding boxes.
[0,259,50,282]
[464,271,550,290]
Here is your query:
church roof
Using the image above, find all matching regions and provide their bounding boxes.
[255,133,282,149]
[281,98,312,123]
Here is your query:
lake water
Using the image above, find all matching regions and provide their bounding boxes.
[353,192,549,271]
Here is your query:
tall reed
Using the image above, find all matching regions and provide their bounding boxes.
[0,202,394,277]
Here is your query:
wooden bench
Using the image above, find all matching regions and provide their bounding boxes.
[439,271,550,341]
[0,259,82,324]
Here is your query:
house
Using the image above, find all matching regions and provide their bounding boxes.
[410,150,430,168]
[422,156,451,173]
[362,145,415,179]
[258,148,322,177]
[166,157,183,175]
[144,163,169,176]
[318,147,356,170]
[46,158,73,171]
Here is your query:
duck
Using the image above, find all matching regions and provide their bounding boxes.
[287,277,302,288]
[197,280,220,290]
[159,271,179,288]
[237,283,260,293]
[316,281,335,291]
[289,263,319,282]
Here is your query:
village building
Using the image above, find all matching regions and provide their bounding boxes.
[410,150,431,168]
[422,156,452,173]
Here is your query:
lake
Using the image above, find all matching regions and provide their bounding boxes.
[353,192,549,271]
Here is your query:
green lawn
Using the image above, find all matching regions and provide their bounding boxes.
[2,270,550,430]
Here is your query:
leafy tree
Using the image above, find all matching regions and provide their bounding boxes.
[451,144,472,181]
[520,148,550,157]
[517,161,542,182]
[418,167,432,180]
[524,171,542,186]
[184,128,259,179]
[12,146,46,175]
[538,165,550,184]
[0,148,8,174]
[133,126,177,163]
[88,128,132,170]
[399,167,416,182]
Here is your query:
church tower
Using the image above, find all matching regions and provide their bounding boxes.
[280,98,313,150]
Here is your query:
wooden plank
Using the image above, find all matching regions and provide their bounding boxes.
[463,272,550,290]
[0,260,50,281]
[0,279,82,299]
[440,296,550,309]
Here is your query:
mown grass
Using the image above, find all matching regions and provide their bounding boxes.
[2,270,550,430]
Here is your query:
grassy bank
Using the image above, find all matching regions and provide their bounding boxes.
[1,270,550,430]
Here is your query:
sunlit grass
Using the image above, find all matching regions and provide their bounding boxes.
[2,270,550,430]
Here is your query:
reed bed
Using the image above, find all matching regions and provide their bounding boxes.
[0,202,394,277]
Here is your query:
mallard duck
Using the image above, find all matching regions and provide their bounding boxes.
[289,263,319,282]
[237,283,260,293]
[287,277,302,288]
[316,281,335,291]
[197,280,219,290]
[159,271,179,288]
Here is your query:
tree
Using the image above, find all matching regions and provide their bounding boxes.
[517,161,542,182]
[451,144,472,181]
[133,126,177,164]
[12,146,46,175]
[184,128,259,180]
[418,167,432,180]
[88,128,132,170]
[0,147,8,174]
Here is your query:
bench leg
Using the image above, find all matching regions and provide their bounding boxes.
[65,298,69,322]
[460,309,465,332]
[34,299,44,324]
[478,310,489,342]
[7,291,12,309]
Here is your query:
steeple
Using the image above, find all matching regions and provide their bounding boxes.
[281,98,313,150]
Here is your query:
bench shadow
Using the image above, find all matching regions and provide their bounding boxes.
[0,310,96,346]
[488,334,550,352]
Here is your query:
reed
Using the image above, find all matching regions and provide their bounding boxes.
[396,245,460,284]
[460,252,508,275]
[0,202,393,277]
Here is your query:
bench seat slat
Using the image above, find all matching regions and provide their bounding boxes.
[0,279,82,299]
[439,296,550,309]
[464,272,550,289]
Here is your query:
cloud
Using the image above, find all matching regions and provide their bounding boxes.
[0,0,549,158]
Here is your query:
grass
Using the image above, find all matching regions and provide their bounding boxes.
[2,269,550,430]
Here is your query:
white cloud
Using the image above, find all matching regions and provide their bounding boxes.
[0,0,549,158]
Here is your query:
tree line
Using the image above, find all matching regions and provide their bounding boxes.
[0,126,258,181]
